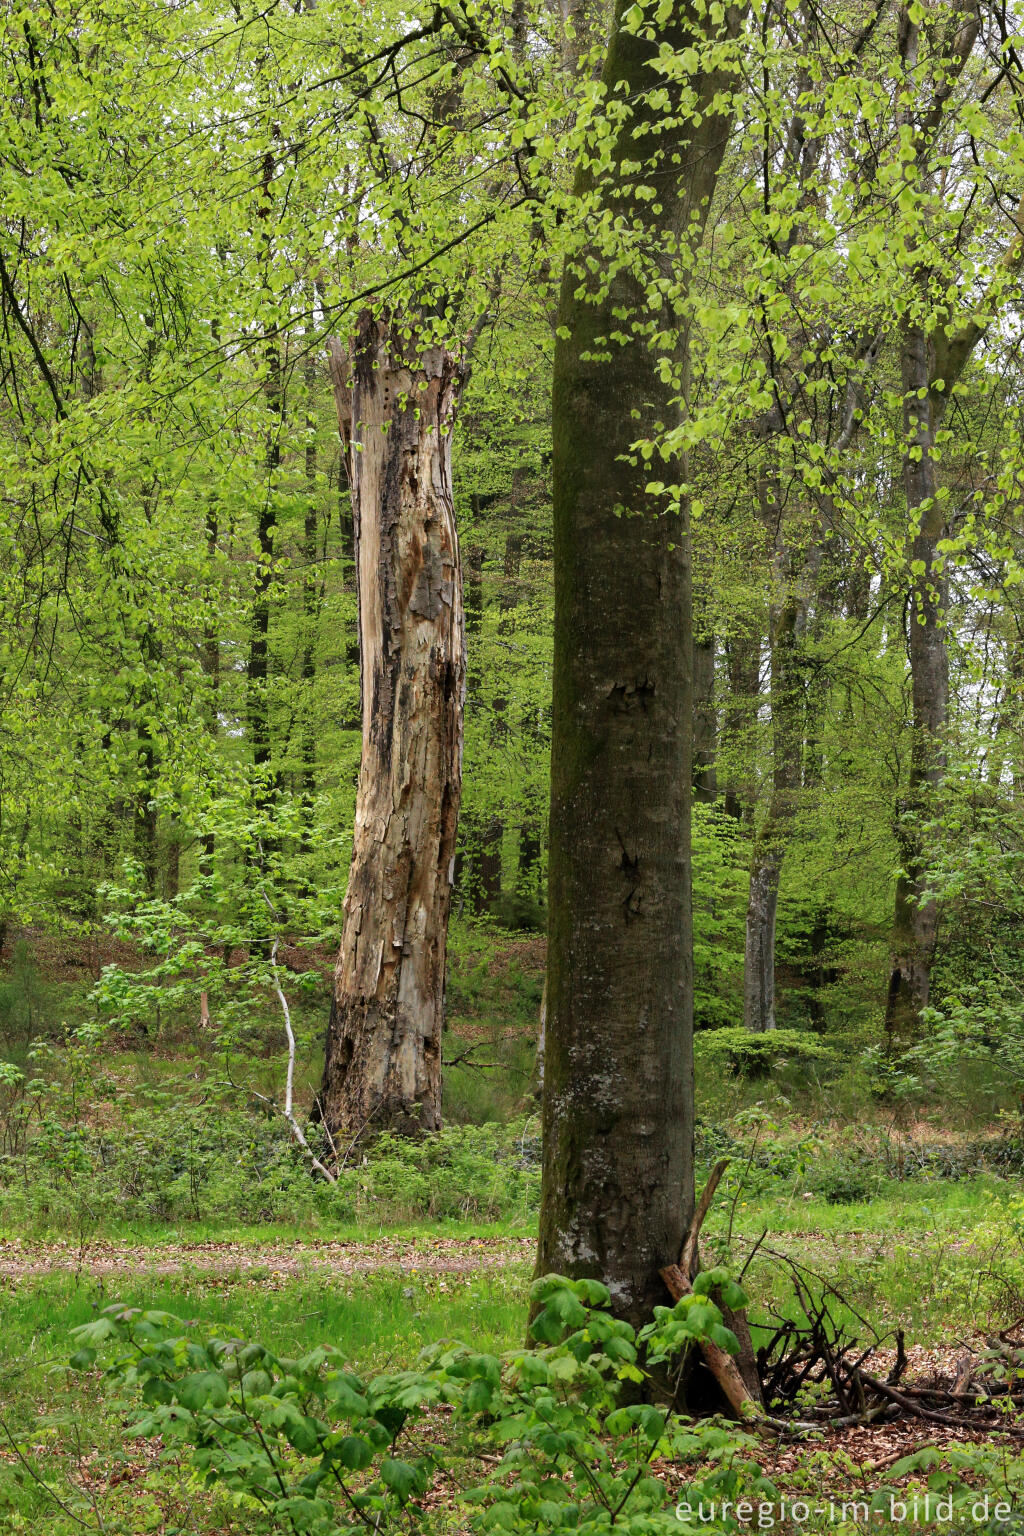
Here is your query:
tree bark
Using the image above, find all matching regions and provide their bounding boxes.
[318,317,465,1140]
[199,504,220,877]
[300,347,321,854]
[722,630,760,823]
[742,588,803,1033]
[537,0,743,1330]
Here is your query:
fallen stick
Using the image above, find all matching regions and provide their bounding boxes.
[856,1371,1024,1436]
[660,1159,765,1420]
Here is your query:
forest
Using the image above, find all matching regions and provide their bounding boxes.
[4,0,1024,1530]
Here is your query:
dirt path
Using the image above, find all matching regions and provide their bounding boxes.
[0,1234,536,1281]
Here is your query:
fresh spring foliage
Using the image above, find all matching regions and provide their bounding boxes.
[71,1273,775,1536]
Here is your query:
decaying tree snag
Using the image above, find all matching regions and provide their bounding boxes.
[318,316,466,1140]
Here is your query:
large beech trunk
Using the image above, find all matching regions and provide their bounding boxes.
[537,0,742,1331]
[318,318,465,1140]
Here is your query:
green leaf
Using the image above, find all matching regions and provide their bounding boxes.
[177,1371,229,1411]
[381,1457,422,1502]
[332,1434,375,1471]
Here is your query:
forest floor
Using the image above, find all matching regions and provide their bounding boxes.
[3,930,1024,1530]
[4,1181,1024,1532]
[0,1232,536,1279]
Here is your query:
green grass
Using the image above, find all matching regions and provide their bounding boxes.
[723,1173,1005,1238]
[706,1177,1024,1343]
[0,1264,530,1535]
[0,1267,529,1396]
[5,1181,1024,1533]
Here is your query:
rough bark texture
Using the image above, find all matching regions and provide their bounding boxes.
[318,318,465,1140]
[537,1,742,1330]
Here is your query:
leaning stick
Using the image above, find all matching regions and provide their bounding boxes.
[660,1158,763,1419]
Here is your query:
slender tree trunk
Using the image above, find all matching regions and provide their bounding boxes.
[135,623,160,895]
[318,317,465,1139]
[517,817,542,895]
[477,820,503,911]
[199,505,220,877]
[249,455,277,822]
[693,629,717,803]
[453,543,484,910]
[301,349,320,853]
[537,0,743,1329]
[722,629,760,823]
[884,325,947,1043]
[880,1,1003,1041]
[742,589,803,1033]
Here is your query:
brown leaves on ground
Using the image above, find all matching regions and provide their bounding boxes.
[0,1233,536,1281]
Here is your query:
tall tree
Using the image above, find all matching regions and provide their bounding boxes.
[883,1,1023,1040]
[537,0,745,1328]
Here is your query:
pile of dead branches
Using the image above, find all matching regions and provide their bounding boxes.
[661,1159,1024,1440]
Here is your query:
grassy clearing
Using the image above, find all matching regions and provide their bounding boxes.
[4,1184,1024,1532]
[0,1264,527,1534]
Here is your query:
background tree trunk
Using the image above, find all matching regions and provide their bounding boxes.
[693,629,718,804]
[884,324,947,1043]
[723,629,760,823]
[742,590,802,1033]
[318,318,466,1140]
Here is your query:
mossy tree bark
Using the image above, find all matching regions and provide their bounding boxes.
[318,317,465,1140]
[537,1,744,1329]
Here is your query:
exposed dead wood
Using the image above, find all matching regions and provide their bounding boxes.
[660,1158,764,1418]
[661,1261,759,1419]
[680,1158,730,1279]
[658,1167,1024,1441]
[318,316,466,1141]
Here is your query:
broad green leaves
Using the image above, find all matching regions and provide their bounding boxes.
[73,1275,769,1535]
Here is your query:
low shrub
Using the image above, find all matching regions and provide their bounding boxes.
[0,1047,541,1231]
[70,1272,775,1534]
[697,1028,834,1079]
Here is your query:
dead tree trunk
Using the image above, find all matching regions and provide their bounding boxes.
[318,317,466,1140]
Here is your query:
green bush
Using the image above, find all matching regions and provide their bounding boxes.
[0,1044,541,1231]
[71,1273,774,1535]
[697,1027,834,1079]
